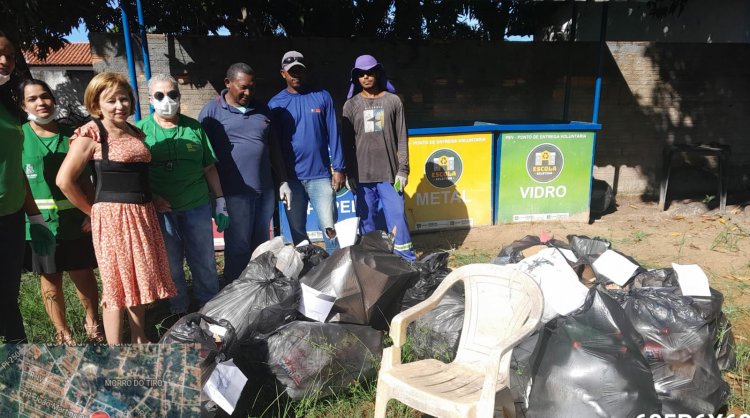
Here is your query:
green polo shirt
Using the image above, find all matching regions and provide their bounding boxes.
[22,123,89,240]
[0,104,25,216]
[137,114,218,211]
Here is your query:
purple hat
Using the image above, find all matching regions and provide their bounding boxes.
[347,54,396,99]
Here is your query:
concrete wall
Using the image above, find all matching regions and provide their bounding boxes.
[542,0,750,43]
[89,34,750,199]
[28,67,93,117]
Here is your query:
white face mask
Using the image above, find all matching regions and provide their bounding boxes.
[0,73,10,86]
[153,96,180,118]
[27,110,57,125]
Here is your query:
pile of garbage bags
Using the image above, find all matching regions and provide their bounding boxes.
[490,234,733,417]
[160,230,736,417]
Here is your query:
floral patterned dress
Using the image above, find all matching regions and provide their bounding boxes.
[71,121,176,310]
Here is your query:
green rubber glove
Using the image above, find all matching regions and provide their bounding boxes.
[213,197,230,233]
[394,174,408,193]
[28,214,56,256]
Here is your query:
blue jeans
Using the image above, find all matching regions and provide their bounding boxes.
[356,182,416,261]
[285,177,338,252]
[223,189,275,284]
[158,202,219,313]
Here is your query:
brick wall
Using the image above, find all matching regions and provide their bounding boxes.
[89,34,750,198]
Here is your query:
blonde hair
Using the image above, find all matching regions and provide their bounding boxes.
[83,72,136,118]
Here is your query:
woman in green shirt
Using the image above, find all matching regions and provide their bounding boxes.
[0,31,55,344]
[19,79,102,344]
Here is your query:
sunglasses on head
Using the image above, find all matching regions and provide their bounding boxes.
[282,56,304,66]
[153,90,180,101]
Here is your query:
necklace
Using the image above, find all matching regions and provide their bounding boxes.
[155,121,179,171]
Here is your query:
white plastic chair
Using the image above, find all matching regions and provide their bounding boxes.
[374,263,544,418]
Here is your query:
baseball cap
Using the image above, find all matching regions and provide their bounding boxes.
[281,51,305,71]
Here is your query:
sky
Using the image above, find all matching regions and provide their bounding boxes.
[64,22,530,42]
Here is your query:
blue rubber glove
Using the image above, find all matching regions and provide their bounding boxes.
[28,214,55,256]
[213,197,230,233]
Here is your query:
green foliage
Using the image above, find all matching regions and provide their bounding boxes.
[710,222,748,253]
[449,250,493,268]
[727,342,750,411]
[631,230,648,243]
[18,272,99,343]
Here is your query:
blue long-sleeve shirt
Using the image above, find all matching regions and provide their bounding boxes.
[268,88,345,181]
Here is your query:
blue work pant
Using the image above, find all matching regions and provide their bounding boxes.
[356,182,416,261]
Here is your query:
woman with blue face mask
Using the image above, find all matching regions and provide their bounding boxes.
[19,79,102,344]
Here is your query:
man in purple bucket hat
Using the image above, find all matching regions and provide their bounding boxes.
[342,54,416,261]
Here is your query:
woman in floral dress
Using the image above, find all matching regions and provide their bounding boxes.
[57,72,176,344]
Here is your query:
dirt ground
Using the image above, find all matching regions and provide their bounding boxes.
[413,193,750,354]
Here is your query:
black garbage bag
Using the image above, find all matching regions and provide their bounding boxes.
[492,235,569,265]
[631,268,679,288]
[159,313,237,388]
[626,275,736,371]
[200,252,300,342]
[408,284,464,363]
[295,244,329,277]
[620,287,730,415]
[567,235,611,263]
[300,236,418,330]
[713,311,737,371]
[360,230,394,253]
[590,178,615,215]
[400,251,451,311]
[689,288,737,372]
[509,332,539,412]
[526,288,661,418]
[266,321,383,400]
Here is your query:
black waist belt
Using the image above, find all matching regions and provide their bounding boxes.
[91,118,152,204]
[94,160,152,204]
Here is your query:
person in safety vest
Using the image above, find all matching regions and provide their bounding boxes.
[0,31,55,344]
[57,72,176,344]
[19,79,102,344]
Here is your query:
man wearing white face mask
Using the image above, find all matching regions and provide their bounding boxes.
[136,74,227,315]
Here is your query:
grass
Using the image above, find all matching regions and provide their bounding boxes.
[18,271,101,344]
[727,342,750,411]
[710,222,749,253]
[448,250,493,267]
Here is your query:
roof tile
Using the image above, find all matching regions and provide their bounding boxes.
[24,43,92,66]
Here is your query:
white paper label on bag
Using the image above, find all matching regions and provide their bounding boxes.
[298,283,337,322]
[672,263,712,297]
[592,250,639,286]
[203,359,248,415]
[207,323,227,338]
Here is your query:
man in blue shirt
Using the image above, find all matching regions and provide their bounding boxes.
[268,51,345,252]
[199,62,291,284]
